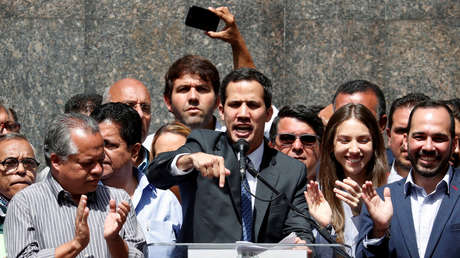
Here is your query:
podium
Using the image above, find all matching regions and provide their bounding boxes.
[148,243,350,258]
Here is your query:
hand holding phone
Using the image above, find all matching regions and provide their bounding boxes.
[185,6,220,32]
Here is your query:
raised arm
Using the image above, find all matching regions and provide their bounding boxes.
[206,7,255,69]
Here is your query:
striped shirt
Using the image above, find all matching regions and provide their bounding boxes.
[5,174,146,257]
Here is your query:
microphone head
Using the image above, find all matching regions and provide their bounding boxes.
[235,139,249,155]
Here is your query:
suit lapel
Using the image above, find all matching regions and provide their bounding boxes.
[253,145,280,241]
[394,181,420,258]
[424,168,460,258]
[217,136,242,222]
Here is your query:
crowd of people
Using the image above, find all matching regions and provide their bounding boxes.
[0,6,459,258]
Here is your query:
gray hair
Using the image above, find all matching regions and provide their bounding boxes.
[0,133,36,157]
[102,86,111,104]
[44,113,99,166]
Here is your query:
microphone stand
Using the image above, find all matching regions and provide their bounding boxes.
[246,166,352,258]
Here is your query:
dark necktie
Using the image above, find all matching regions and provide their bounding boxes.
[241,157,253,242]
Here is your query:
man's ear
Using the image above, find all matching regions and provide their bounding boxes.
[386,127,392,144]
[265,105,273,123]
[218,102,225,121]
[163,95,173,113]
[379,115,388,133]
[50,153,62,174]
[130,143,142,164]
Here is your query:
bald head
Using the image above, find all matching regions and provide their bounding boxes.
[105,78,151,141]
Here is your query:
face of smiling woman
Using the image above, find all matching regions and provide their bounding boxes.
[333,118,373,180]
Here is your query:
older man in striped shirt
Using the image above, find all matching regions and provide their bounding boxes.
[5,113,145,257]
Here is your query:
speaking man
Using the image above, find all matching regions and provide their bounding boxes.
[148,68,313,244]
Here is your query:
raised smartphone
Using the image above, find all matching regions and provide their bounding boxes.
[185,6,220,32]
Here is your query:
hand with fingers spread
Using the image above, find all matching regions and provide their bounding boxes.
[55,195,90,257]
[74,195,90,250]
[362,181,393,238]
[177,152,230,188]
[104,200,130,240]
[205,6,255,68]
[333,177,363,216]
[304,181,332,227]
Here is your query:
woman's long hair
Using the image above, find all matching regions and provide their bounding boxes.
[318,103,388,243]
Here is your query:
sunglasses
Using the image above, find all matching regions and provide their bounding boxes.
[277,133,319,147]
[0,121,21,133]
[0,157,39,173]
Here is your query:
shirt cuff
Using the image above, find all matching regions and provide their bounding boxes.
[363,234,385,248]
[170,153,193,176]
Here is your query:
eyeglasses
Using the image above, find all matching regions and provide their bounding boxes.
[0,121,21,133]
[277,133,319,147]
[0,157,39,173]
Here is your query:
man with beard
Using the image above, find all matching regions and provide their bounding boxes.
[386,93,430,183]
[356,100,460,258]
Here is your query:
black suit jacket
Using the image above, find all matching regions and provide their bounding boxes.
[147,129,314,243]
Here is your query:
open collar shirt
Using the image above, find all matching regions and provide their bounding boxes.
[5,173,145,258]
[403,167,451,258]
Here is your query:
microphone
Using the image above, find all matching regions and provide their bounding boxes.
[234,139,249,178]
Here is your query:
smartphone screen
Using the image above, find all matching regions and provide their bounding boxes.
[185,6,220,32]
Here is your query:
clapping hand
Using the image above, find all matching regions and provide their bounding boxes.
[362,181,393,238]
[104,200,130,240]
[304,181,332,227]
[334,177,363,216]
[73,195,90,250]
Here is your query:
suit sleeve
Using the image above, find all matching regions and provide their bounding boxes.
[355,188,389,258]
[146,130,221,190]
[283,165,315,243]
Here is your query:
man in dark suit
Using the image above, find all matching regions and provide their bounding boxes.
[356,100,460,258]
[147,68,313,244]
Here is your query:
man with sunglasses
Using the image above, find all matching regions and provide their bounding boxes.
[269,105,324,181]
[0,104,20,135]
[0,133,38,256]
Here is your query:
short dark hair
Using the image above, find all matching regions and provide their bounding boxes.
[164,55,220,100]
[388,93,430,130]
[220,68,272,108]
[407,100,455,139]
[91,102,142,147]
[332,80,386,118]
[442,98,460,122]
[65,93,102,114]
[269,104,324,143]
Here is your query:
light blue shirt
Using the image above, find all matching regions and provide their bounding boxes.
[132,168,182,257]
